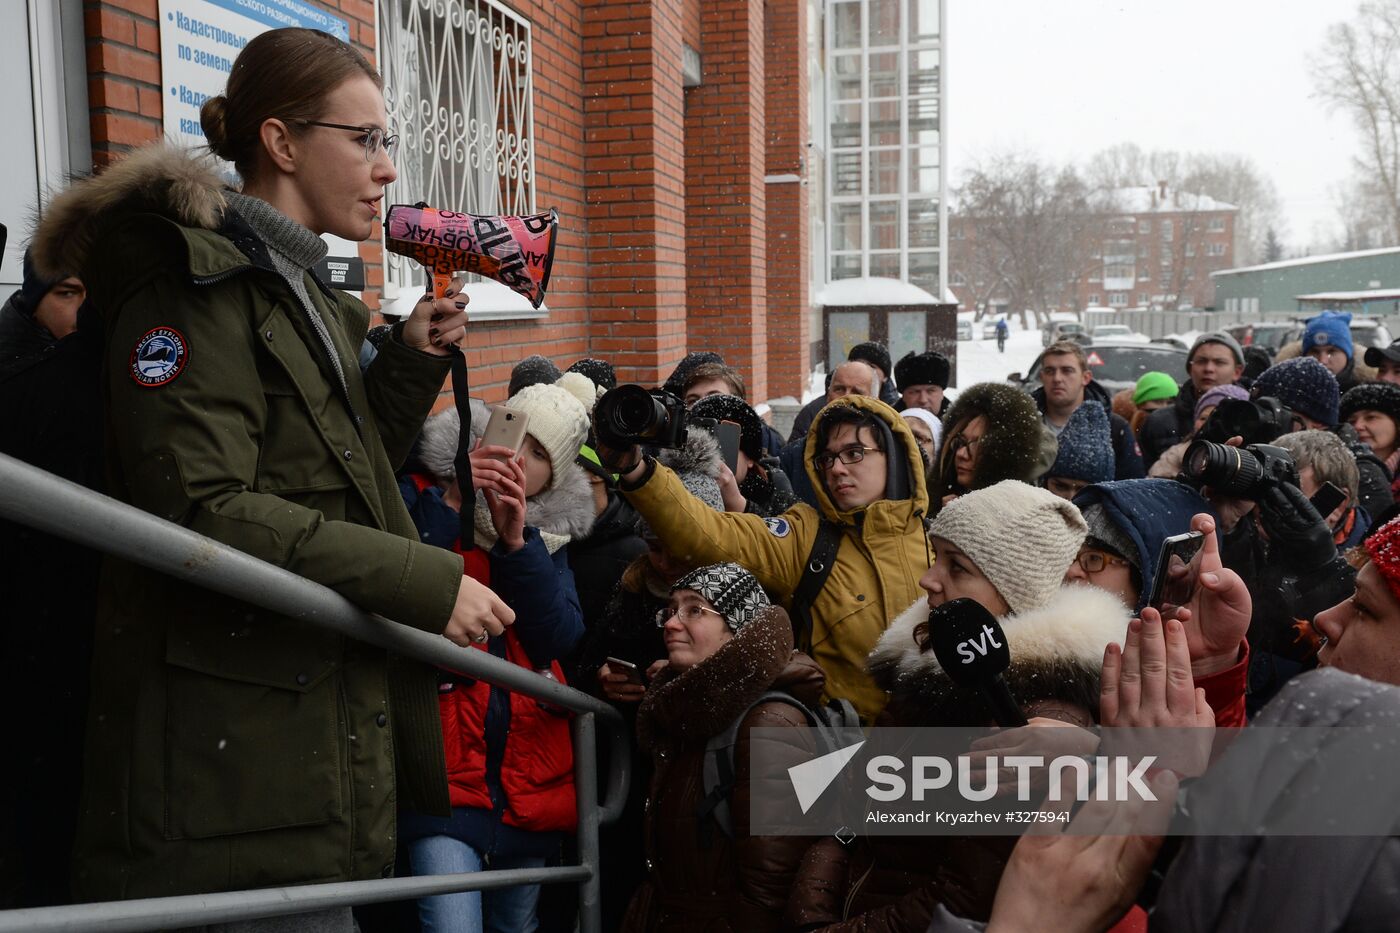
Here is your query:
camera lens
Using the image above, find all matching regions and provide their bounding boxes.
[596,384,669,444]
[1183,439,1265,498]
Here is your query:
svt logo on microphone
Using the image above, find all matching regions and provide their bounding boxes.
[955,623,1004,664]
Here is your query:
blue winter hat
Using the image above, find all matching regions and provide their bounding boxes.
[1073,479,1218,612]
[1253,356,1341,427]
[1047,402,1114,484]
[1302,310,1354,362]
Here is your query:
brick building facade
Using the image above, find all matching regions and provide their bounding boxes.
[21,0,813,404]
[949,182,1237,314]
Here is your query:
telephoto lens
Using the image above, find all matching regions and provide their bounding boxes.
[1182,440,1297,500]
[593,385,689,448]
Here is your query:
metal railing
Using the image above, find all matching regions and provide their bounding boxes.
[0,451,630,932]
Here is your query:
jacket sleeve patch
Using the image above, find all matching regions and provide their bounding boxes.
[764,517,791,538]
[130,326,190,387]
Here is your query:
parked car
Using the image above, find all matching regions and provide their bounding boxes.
[1236,322,1301,357]
[957,320,973,341]
[1015,340,1189,397]
[1041,320,1086,347]
[1091,324,1137,340]
[1351,318,1394,351]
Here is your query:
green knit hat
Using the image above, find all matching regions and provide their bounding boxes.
[1132,371,1179,406]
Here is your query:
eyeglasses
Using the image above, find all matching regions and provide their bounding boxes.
[814,445,882,472]
[654,604,726,628]
[287,119,399,162]
[1074,549,1130,574]
[948,434,986,456]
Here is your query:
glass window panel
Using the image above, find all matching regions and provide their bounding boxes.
[908,198,938,248]
[909,146,940,194]
[870,201,900,249]
[833,2,861,49]
[831,202,862,252]
[909,251,939,293]
[830,254,862,282]
[833,54,862,100]
[870,252,901,278]
[869,149,900,196]
[908,95,939,145]
[833,151,863,196]
[869,99,901,146]
[870,0,899,45]
[908,49,939,97]
[910,0,939,41]
[870,52,900,98]
[828,311,871,369]
[889,311,928,362]
[831,102,861,148]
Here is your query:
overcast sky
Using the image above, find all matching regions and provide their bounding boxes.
[946,0,1362,251]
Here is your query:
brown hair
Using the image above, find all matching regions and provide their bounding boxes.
[683,362,747,401]
[1041,340,1089,372]
[200,29,382,181]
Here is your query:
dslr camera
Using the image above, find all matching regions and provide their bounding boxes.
[593,385,688,449]
[1196,396,1293,446]
[1181,440,1299,500]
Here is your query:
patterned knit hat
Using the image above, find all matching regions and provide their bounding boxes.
[1132,371,1179,406]
[1303,310,1354,362]
[1046,403,1114,484]
[894,350,951,391]
[509,354,562,397]
[1365,515,1400,603]
[929,480,1087,614]
[502,378,593,487]
[1253,356,1341,427]
[671,562,770,633]
[1340,382,1400,428]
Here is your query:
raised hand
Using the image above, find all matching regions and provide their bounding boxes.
[1170,513,1250,676]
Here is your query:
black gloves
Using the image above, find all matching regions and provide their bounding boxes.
[1258,481,1337,574]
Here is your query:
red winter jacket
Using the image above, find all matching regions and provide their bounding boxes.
[407,475,578,833]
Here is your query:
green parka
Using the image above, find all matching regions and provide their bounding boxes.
[620,395,930,722]
[29,145,464,899]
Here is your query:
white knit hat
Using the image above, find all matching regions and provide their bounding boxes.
[929,480,1087,615]
[502,379,593,488]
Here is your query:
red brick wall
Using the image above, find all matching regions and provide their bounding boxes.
[684,0,768,401]
[763,0,809,398]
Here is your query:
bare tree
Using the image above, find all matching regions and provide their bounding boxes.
[1313,0,1400,245]
[952,153,1100,328]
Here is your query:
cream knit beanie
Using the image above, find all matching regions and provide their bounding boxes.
[929,479,1087,615]
[503,378,593,487]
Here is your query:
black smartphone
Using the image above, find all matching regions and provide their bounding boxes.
[1310,480,1347,518]
[1148,531,1205,615]
[716,420,741,474]
[605,656,645,686]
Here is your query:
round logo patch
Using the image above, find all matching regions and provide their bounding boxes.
[764,517,791,538]
[130,326,189,387]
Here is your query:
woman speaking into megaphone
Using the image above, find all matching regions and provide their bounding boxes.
[28,27,512,910]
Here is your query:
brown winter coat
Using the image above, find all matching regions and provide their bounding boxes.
[788,586,1129,932]
[622,605,825,933]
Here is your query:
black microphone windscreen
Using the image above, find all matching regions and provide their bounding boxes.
[926,597,1012,689]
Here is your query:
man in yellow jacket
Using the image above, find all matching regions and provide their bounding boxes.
[603,395,930,722]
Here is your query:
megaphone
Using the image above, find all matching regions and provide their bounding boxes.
[384,203,558,306]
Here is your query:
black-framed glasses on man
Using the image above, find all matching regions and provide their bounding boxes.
[285,119,399,162]
[814,445,882,472]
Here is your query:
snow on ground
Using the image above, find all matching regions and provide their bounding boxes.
[951,319,1043,394]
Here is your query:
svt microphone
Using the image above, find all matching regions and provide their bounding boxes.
[927,597,1028,728]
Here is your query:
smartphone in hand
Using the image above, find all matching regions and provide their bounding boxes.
[1148,531,1205,616]
[481,406,529,459]
[716,420,741,474]
[605,656,645,686]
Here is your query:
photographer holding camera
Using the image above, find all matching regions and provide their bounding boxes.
[593,387,929,724]
[1179,357,1362,711]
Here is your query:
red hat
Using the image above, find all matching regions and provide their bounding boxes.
[1364,516,1400,603]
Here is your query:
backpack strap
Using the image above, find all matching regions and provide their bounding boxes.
[697,690,819,846]
[791,520,843,654]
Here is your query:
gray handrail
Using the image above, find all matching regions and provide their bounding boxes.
[0,451,631,932]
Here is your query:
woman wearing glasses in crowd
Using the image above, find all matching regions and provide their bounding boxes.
[623,563,824,933]
[30,28,511,918]
[929,383,1050,513]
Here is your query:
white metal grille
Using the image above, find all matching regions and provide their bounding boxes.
[378,0,536,300]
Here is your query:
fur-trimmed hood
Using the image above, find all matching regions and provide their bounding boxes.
[931,382,1045,507]
[31,145,229,281]
[636,605,825,751]
[868,585,1129,727]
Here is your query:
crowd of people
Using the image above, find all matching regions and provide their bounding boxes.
[5,25,1400,933]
